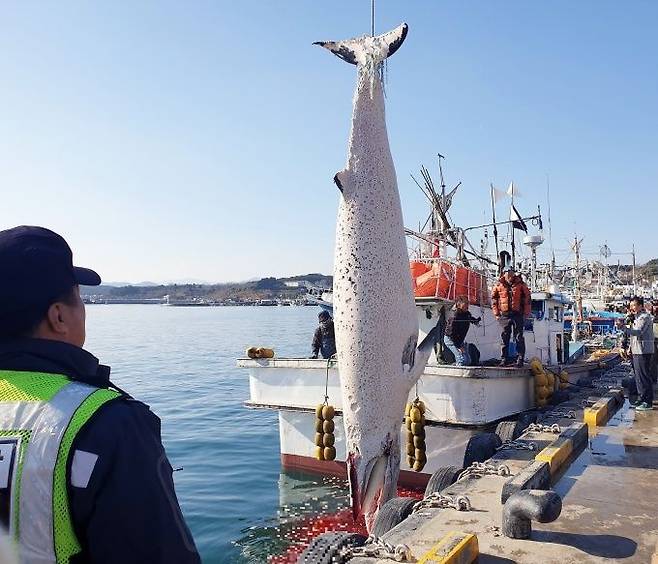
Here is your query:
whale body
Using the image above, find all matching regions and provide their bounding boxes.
[315,24,437,531]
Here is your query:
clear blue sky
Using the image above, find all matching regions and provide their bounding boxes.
[1,1,656,283]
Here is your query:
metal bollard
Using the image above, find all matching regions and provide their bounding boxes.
[502,489,562,539]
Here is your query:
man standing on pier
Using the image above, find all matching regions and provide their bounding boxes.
[618,296,654,410]
[0,226,200,563]
[491,266,531,367]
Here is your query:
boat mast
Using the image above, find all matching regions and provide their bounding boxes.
[490,184,500,271]
[631,243,637,296]
[571,235,584,342]
[510,183,516,268]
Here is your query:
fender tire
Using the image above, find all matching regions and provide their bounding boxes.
[424,465,461,496]
[495,420,521,443]
[371,497,418,537]
[299,532,367,564]
[463,432,502,468]
[550,390,570,405]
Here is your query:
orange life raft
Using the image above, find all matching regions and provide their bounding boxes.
[410,260,490,306]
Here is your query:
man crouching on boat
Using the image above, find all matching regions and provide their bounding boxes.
[443,296,481,365]
[0,226,200,563]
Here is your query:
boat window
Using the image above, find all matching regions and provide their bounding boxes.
[531,300,544,320]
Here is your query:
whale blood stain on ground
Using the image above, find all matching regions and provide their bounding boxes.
[268,487,423,563]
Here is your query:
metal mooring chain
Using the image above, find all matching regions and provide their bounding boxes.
[457,461,511,481]
[526,422,561,434]
[339,535,411,562]
[546,408,576,419]
[413,492,472,513]
[496,439,537,452]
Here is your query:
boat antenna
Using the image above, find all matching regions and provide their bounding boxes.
[490,183,500,269]
[546,173,555,275]
[437,153,446,202]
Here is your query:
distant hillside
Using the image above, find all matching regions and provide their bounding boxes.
[81,274,332,302]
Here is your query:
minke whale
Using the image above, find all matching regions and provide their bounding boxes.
[315,23,438,531]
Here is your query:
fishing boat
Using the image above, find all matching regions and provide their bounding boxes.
[239,161,615,488]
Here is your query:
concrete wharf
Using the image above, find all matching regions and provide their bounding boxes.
[343,364,658,563]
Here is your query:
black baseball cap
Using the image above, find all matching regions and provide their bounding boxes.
[0,226,101,319]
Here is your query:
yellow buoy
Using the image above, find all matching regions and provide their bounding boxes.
[536,385,550,400]
[546,373,555,388]
[315,405,325,419]
[322,405,335,420]
[410,407,422,423]
[404,403,412,417]
[416,400,426,414]
[407,455,415,468]
[534,372,548,387]
[323,433,335,447]
[413,436,426,450]
[559,382,569,390]
[411,423,425,437]
[537,398,548,407]
[256,347,274,358]
[406,442,415,456]
[315,419,324,433]
[414,449,427,464]
[315,446,325,460]
[246,347,259,359]
[323,420,334,434]
[413,460,425,472]
[314,432,324,447]
[530,358,543,375]
[405,417,413,431]
[324,446,336,461]
[560,370,569,382]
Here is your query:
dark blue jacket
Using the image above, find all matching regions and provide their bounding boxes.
[0,338,200,564]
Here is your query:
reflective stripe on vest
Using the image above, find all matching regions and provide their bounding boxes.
[0,371,120,563]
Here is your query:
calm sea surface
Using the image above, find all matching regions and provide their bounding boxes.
[84,305,353,563]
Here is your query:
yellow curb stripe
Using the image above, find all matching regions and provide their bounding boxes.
[535,439,573,473]
[584,401,610,427]
[417,531,479,564]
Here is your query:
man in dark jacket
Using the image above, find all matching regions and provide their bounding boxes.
[491,266,531,367]
[443,296,481,365]
[0,226,199,563]
[311,311,337,359]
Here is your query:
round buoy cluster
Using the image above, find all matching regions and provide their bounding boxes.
[405,399,426,472]
[246,347,274,359]
[530,358,553,407]
[314,404,336,461]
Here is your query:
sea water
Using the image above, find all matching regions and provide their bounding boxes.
[85,305,354,563]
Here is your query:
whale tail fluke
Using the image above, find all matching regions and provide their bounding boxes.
[313,23,408,66]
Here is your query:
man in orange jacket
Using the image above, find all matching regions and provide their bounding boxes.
[491,266,531,367]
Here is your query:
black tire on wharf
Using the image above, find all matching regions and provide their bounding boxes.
[463,432,502,468]
[550,390,570,405]
[495,420,520,443]
[424,465,462,496]
[299,532,367,564]
[517,411,538,430]
[371,497,418,537]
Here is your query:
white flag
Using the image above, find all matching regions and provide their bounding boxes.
[491,186,508,204]
[507,181,522,198]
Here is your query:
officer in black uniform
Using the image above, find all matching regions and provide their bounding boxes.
[0,226,199,563]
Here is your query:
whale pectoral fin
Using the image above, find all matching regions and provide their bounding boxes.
[401,335,417,373]
[406,321,441,382]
